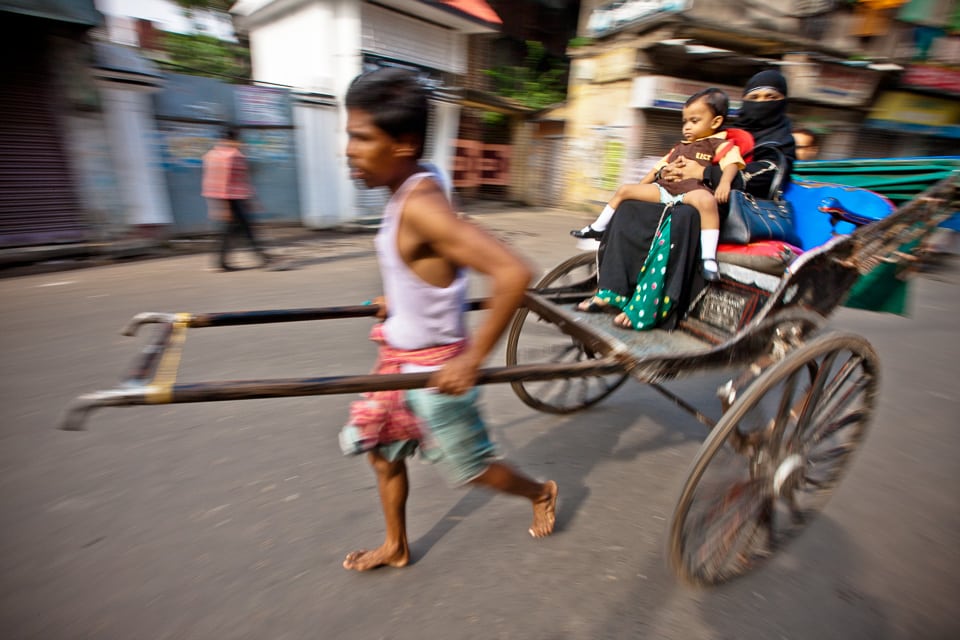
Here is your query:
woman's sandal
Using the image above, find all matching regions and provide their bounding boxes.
[612,313,634,329]
[577,296,614,313]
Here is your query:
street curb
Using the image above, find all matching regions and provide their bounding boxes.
[0,205,590,278]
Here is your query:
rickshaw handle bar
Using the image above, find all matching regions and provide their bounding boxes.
[122,300,492,336]
[61,357,627,431]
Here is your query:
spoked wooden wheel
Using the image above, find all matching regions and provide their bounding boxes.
[506,252,628,413]
[669,332,880,586]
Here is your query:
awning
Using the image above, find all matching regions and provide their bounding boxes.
[439,0,501,27]
[0,0,101,27]
[92,42,165,88]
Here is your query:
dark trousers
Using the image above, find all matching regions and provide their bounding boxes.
[217,199,268,269]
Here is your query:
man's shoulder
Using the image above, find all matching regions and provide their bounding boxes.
[400,179,455,220]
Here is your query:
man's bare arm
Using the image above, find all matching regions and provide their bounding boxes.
[404,186,533,394]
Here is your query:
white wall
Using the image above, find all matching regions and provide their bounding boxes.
[98,85,173,227]
[249,3,335,92]
[293,100,344,227]
[242,0,471,224]
[247,0,364,95]
[427,99,461,201]
[246,0,362,226]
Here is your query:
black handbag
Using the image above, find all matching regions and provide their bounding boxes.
[719,143,800,246]
[721,190,798,245]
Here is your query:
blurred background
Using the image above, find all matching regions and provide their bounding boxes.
[1,0,958,260]
[1,3,959,638]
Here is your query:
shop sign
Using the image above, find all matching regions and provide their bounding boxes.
[235,85,292,127]
[630,75,742,111]
[784,62,878,107]
[901,64,960,95]
[866,91,960,138]
[587,0,692,38]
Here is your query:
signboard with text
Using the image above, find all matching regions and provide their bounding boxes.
[235,85,292,127]
[866,91,960,138]
[901,64,960,96]
[784,62,879,107]
[630,75,742,112]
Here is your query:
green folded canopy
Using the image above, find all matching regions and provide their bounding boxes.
[793,157,960,204]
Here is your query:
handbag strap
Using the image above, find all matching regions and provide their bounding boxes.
[751,141,788,200]
[647,204,670,256]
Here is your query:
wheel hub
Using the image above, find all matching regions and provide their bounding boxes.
[773,453,805,495]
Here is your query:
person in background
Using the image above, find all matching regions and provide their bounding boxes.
[340,67,558,572]
[793,127,821,161]
[201,125,273,271]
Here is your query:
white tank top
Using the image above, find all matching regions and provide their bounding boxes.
[376,172,467,351]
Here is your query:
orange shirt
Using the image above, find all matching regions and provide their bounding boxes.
[201,144,253,200]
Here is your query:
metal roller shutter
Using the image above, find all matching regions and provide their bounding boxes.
[0,33,85,248]
[639,110,681,160]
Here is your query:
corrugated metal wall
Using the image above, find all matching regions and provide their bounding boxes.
[153,74,301,234]
[0,26,85,248]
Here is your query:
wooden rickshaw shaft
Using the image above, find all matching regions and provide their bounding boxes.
[64,292,629,431]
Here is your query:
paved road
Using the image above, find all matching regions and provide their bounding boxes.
[1,207,958,639]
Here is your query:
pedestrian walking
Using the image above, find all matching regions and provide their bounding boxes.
[201,125,273,271]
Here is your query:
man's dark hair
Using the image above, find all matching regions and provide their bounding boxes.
[793,127,820,145]
[685,87,730,121]
[223,125,241,141]
[345,67,428,158]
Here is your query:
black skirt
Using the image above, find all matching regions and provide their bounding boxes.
[597,200,705,330]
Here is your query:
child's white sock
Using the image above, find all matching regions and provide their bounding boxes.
[582,204,615,234]
[700,229,719,271]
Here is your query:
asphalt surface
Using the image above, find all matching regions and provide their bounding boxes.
[1,206,958,639]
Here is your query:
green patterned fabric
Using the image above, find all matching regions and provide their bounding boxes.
[596,213,674,330]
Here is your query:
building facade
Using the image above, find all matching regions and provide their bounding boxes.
[560,0,960,210]
[232,0,502,226]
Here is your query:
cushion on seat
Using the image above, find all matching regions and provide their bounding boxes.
[717,240,803,276]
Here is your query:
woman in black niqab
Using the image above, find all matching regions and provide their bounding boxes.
[735,69,796,171]
[587,69,797,331]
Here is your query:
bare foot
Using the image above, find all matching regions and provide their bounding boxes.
[342,544,409,571]
[613,312,634,329]
[529,480,559,538]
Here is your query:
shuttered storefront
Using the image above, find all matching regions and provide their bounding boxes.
[639,110,681,161]
[538,136,565,207]
[0,27,85,248]
[354,5,457,217]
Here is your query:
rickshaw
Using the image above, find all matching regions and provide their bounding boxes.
[62,174,959,586]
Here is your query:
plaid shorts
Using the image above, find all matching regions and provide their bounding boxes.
[377,387,497,486]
